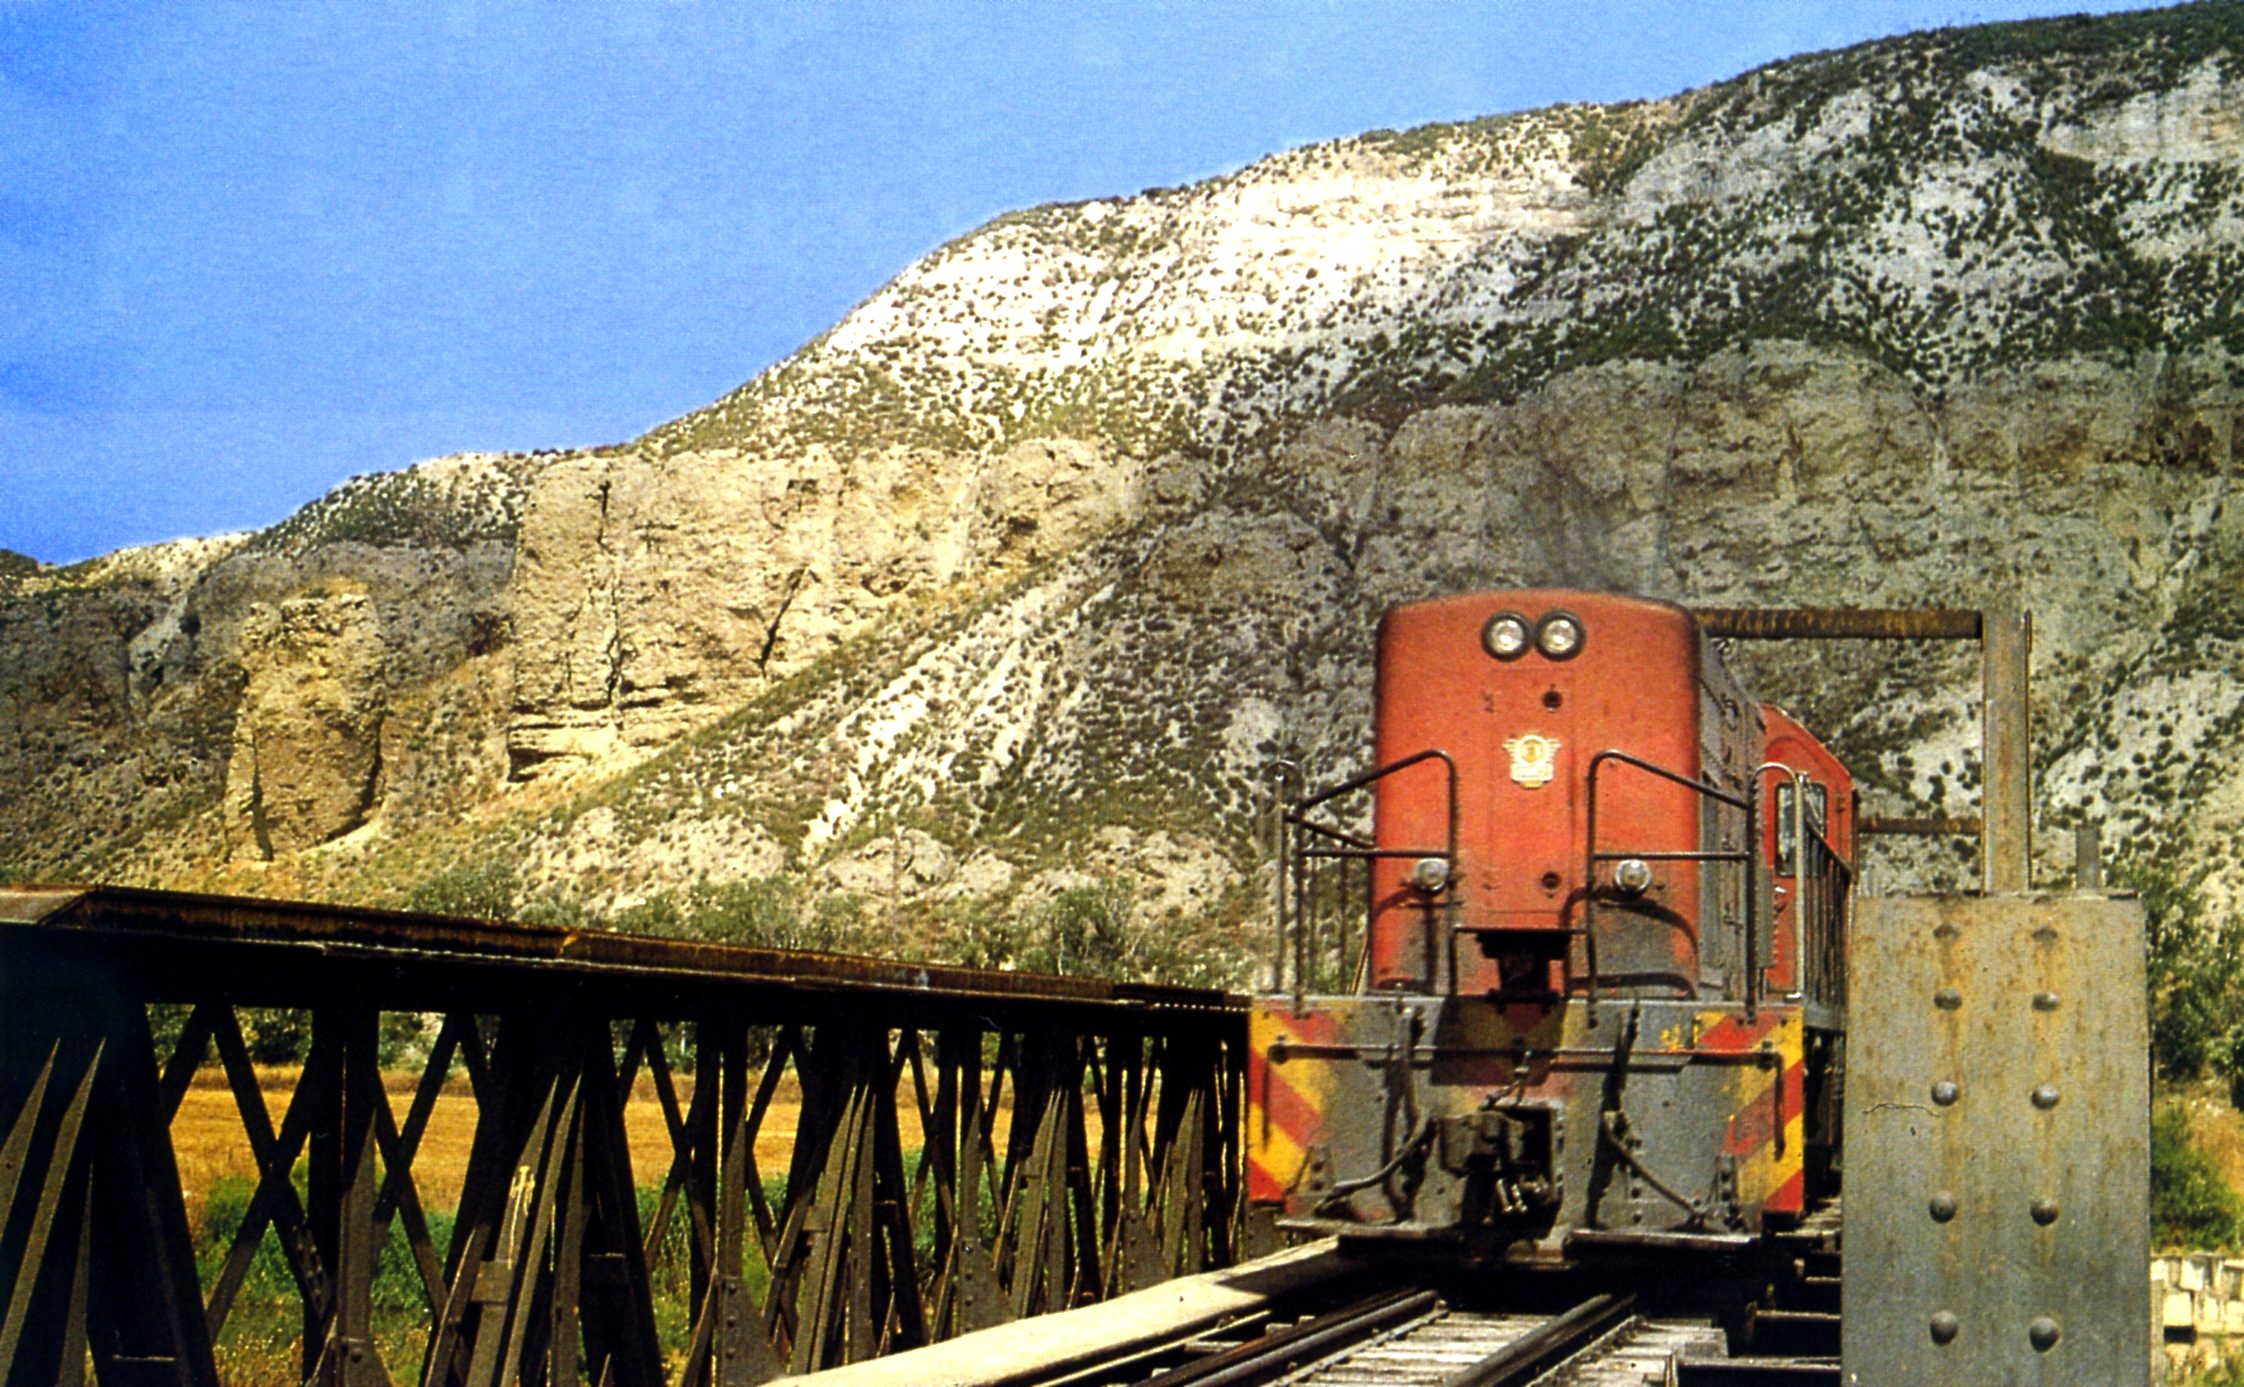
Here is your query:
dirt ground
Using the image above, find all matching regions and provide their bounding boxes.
[169,1065,941,1233]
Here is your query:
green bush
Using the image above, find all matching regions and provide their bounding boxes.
[402,863,590,933]
[240,1008,313,1065]
[2133,862,2244,1096]
[2153,1105,2244,1251]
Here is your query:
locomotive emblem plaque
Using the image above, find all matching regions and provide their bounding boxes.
[1504,733,1559,788]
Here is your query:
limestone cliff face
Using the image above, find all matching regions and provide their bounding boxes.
[503,435,1136,774]
[0,454,528,881]
[224,589,387,858]
[5,7,2244,950]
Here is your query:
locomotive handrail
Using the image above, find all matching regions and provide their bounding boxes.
[1275,749,1458,1006]
[1758,762,1810,1003]
[1756,761,1853,1010]
[1581,749,1759,1019]
[1797,822,1851,1011]
[1291,748,1460,818]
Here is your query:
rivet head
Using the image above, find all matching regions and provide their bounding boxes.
[2031,1198,2060,1225]
[1930,1310,1961,1344]
[1934,987,1962,1010]
[1929,1191,1958,1222]
[1931,1079,1960,1106]
[2033,991,2061,1011]
[2029,1316,2061,1351]
[2032,1084,2060,1110]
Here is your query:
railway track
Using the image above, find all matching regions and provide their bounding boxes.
[1235,1292,1633,1387]
[783,1225,1845,1387]
[1025,1283,1827,1387]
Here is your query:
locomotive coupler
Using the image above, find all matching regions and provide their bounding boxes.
[1438,1098,1560,1230]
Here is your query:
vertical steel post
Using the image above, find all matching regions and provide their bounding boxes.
[330,1008,381,1387]
[2075,821,2103,892]
[713,1024,754,1387]
[1270,766,1292,995]
[1981,602,2033,894]
[304,1015,340,1385]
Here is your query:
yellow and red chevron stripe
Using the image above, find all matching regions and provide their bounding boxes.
[1692,1008,1808,1219]
[1246,1005,1339,1202]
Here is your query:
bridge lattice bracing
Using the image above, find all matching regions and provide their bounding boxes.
[0,887,1246,1387]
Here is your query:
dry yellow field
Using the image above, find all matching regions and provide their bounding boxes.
[2180,1086,2244,1193]
[169,1066,943,1233]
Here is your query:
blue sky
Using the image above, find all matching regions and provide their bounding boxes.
[1,2,2150,563]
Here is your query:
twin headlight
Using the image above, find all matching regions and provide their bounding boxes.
[1481,609,1586,662]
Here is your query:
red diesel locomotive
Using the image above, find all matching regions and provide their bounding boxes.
[1251,590,1854,1261]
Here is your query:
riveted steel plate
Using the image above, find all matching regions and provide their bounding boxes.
[1842,894,2147,1387]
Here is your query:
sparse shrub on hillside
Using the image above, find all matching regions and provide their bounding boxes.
[1025,880,1141,979]
[516,891,597,928]
[247,463,530,557]
[940,879,1235,988]
[404,861,521,919]
[941,896,1029,973]
[613,877,874,955]
[402,861,589,929]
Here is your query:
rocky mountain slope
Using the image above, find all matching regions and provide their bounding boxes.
[7,5,2244,975]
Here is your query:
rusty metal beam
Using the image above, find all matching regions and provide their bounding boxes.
[0,886,1236,1020]
[1859,816,1982,838]
[1692,604,2036,892]
[1693,608,1984,641]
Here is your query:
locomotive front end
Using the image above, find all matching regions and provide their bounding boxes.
[1248,590,1848,1264]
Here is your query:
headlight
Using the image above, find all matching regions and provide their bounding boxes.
[1482,611,1531,661]
[1612,858,1654,895]
[1409,857,1451,893]
[1536,611,1585,660]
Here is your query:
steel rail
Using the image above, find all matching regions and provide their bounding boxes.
[1138,1287,1440,1387]
[1441,1293,1637,1387]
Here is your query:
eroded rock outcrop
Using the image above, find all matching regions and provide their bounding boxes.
[224,589,387,858]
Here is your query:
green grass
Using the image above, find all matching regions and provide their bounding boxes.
[196,1174,455,1385]
[194,1162,918,1381]
[2155,1105,2244,1253]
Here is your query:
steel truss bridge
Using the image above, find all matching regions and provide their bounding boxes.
[0,887,1248,1387]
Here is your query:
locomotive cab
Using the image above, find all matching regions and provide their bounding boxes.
[1251,591,1852,1263]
